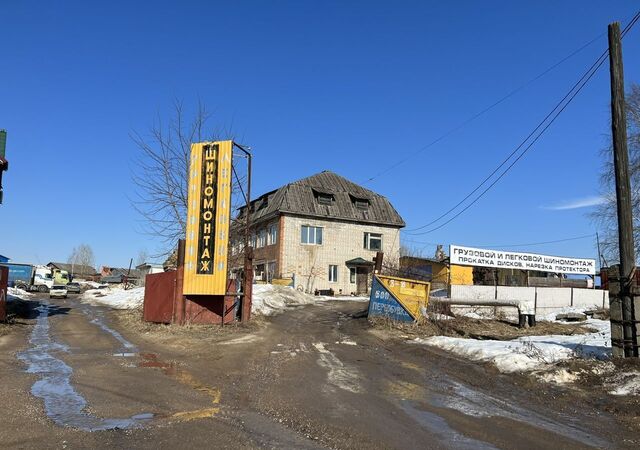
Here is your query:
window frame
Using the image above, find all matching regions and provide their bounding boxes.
[257,229,267,248]
[364,232,383,251]
[317,193,334,206]
[349,267,356,284]
[268,224,278,246]
[301,225,323,245]
[329,265,338,283]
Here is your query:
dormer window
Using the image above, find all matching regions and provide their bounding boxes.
[318,193,334,205]
[313,188,335,206]
[350,194,370,211]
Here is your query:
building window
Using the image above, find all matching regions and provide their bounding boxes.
[329,265,338,282]
[313,189,335,206]
[268,224,278,246]
[349,267,356,283]
[364,232,382,251]
[257,229,267,248]
[350,194,370,211]
[301,225,323,245]
[250,233,257,248]
[318,193,334,205]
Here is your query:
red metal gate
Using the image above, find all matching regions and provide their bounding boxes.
[143,271,176,324]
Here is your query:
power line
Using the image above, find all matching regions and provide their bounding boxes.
[406,51,608,233]
[405,11,640,236]
[362,30,606,184]
[402,233,595,249]
[478,233,596,249]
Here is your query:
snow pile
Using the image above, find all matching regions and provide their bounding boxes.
[610,373,640,396]
[413,319,611,373]
[82,286,145,309]
[78,281,107,289]
[7,287,32,302]
[538,306,594,322]
[252,284,318,316]
[318,294,369,302]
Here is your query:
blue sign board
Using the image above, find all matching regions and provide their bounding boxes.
[368,277,414,322]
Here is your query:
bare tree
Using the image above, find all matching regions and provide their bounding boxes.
[136,248,149,266]
[68,244,95,275]
[131,100,236,254]
[592,83,640,264]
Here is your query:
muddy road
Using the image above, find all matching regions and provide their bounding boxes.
[0,296,636,449]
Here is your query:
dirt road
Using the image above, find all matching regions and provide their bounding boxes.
[0,296,636,449]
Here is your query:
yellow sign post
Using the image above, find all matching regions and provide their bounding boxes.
[183,141,232,295]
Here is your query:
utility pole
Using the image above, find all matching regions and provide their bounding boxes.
[0,129,8,204]
[608,22,638,357]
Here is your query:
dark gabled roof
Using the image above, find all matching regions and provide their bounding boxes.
[47,262,97,276]
[240,171,405,227]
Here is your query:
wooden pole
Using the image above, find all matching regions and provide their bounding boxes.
[374,251,383,274]
[608,22,638,357]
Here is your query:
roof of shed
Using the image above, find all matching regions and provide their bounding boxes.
[47,262,97,276]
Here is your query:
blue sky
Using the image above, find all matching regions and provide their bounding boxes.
[1,1,639,268]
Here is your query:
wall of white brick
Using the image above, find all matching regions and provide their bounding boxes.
[280,215,401,294]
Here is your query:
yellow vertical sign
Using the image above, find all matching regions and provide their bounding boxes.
[183,141,232,295]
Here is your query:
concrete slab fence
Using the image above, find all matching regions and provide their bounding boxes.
[449,285,609,318]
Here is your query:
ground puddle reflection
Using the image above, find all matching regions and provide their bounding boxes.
[17,303,153,431]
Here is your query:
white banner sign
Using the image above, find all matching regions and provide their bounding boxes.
[450,245,596,275]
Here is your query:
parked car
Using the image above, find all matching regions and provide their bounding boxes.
[49,285,68,299]
[65,282,81,294]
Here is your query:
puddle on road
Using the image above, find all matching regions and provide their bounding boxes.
[429,379,609,448]
[17,303,153,431]
[401,400,498,450]
[138,352,221,420]
[77,304,137,353]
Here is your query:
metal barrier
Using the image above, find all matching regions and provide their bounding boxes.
[368,275,430,322]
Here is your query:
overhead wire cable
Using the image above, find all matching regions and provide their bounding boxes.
[408,55,609,235]
[405,11,640,235]
[363,30,606,184]
[402,233,595,249]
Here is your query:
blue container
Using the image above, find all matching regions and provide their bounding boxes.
[0,263,34,287]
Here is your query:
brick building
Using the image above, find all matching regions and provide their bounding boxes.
[231,171,405,295]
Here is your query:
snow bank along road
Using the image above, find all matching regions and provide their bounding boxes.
[0,295,636,449]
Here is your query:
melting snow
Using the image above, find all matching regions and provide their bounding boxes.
[82,286,145,309]
[7,287,32,302]
[413,319,611,373]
